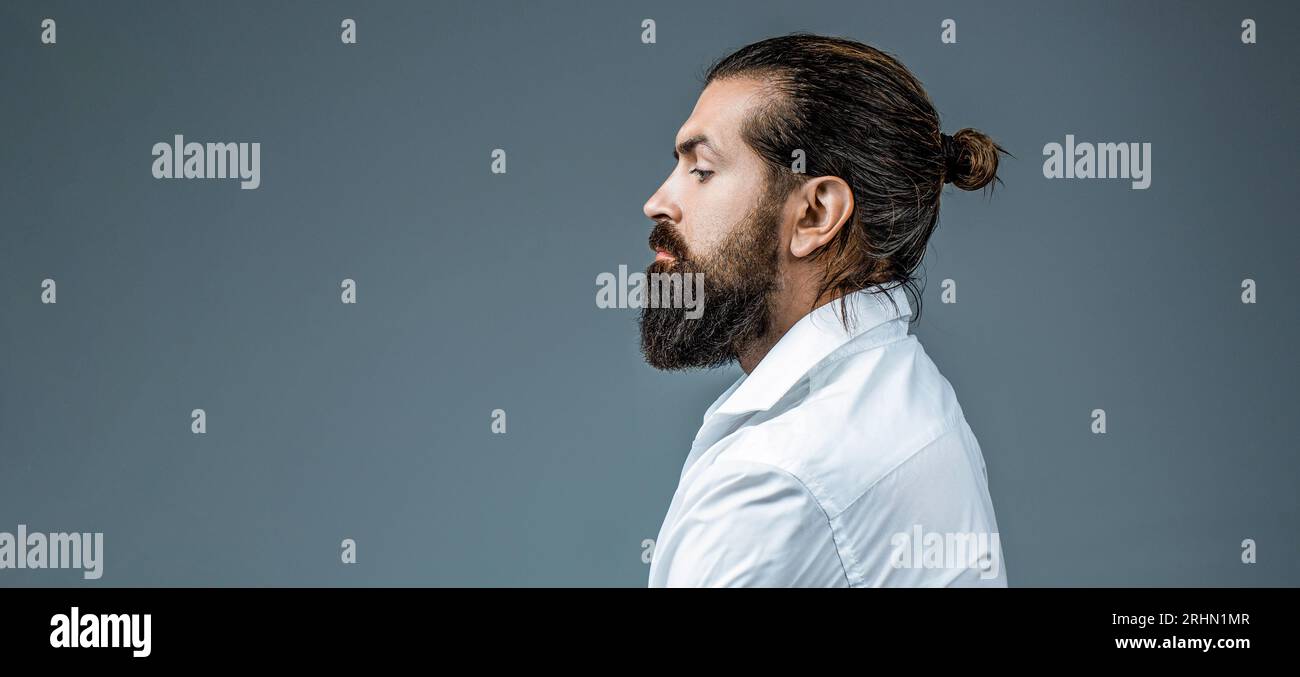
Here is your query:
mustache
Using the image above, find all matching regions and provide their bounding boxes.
[648,221,691,262]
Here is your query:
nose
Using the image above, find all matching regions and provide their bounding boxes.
[642,179,680,226]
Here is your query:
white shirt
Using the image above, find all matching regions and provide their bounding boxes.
[647,283,1007,587]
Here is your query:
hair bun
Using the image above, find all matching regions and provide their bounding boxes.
[941,128,1005,191]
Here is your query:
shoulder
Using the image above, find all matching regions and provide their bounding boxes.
[712,336,976,519]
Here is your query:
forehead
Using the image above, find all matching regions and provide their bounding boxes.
[676,76,770,159]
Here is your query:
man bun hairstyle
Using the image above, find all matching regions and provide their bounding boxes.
[704,33,1010,324]
[943,128,1003,191]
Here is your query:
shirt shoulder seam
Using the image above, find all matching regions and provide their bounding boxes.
[828,414,965,520]
[703,457,854,587]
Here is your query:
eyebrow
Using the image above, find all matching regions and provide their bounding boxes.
[673,134,721,161]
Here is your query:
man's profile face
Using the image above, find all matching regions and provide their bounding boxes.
[638,77,790,370]
[642,77,781,266]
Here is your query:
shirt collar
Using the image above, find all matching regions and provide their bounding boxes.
[709,283,912,418]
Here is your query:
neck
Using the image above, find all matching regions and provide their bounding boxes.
[737,283,841,374]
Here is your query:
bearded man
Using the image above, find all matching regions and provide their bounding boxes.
[640,34,1009,587]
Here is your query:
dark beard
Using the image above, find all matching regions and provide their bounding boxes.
[638,182,784,371]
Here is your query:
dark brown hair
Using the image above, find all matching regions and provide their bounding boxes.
[704,33,1010,324]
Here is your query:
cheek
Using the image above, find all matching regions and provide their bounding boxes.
[686,184,752,257]
[683,212,726,258]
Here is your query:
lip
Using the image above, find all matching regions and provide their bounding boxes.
[654,249,676,262]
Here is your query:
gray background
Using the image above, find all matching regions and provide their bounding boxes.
[1,0,1296,586]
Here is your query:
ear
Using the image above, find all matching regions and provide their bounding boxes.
[789,176,854,258]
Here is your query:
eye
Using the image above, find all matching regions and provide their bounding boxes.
[689,168,714,183]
